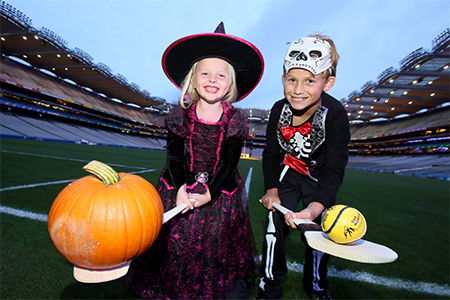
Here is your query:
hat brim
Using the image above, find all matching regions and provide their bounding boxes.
[162,33,264,102]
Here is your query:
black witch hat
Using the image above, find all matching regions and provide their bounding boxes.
[162,22,264,102]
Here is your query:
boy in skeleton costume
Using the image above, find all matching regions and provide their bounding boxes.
[257,35,350,300]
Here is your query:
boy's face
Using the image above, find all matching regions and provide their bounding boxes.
[282,68,335,112]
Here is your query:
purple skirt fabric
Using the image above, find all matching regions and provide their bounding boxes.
[125,111,257,299]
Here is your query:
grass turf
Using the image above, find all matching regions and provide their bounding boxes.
[1,137,449,299]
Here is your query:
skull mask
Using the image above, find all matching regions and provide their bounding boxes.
[284,37,332,76]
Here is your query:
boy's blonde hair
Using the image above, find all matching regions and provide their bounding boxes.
[283,33,339,79]
[308,33,339,79]
[179,59,238,109]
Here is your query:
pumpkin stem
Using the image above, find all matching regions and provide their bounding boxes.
[83,160,121,185]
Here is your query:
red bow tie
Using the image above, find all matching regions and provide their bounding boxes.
[281,123,311,140]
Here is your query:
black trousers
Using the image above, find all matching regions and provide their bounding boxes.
[258,168,332,299]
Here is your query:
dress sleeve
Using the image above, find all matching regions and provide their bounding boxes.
[225,106,249,140]
[206,137,243,200]
[308,96,350,208]
[165,105,189,138]
[262,100,285,191]
[164,130,189,192]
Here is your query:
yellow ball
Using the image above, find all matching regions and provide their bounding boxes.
[321,205,367,244]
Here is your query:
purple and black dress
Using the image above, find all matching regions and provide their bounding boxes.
[125,101,257,299]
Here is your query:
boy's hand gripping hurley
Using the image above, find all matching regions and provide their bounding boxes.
[267,201,398,264]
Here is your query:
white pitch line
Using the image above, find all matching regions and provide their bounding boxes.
[0,150,146,169]
[0,205,48,222]
[130,169,156,174]
[0,169,155,192]
[0,179,74,192]
[245,167,253,194]
[287,261,450,297]
[2,162,448,296]
[245,170,449,297]
[1,205,448,297]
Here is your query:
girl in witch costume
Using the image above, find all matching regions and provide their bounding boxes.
[125,23,264,299]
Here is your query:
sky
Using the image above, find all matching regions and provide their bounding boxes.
[4,0,450,110]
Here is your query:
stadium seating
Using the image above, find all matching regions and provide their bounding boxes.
[0,110,166,150]
[1,25,448,180]
[347,154,449,180]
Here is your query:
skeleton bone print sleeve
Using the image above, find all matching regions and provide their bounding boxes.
[262,99,287,192]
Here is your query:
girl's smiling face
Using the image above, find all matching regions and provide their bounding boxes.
[282,68,335,112]
[191,58,233,104]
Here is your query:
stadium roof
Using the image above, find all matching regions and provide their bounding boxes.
[0,1,166,110]
[236,30,450,123]
[1,2,449,121]
[341,28,450,122]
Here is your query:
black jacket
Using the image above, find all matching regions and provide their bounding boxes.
[262,92,350,208]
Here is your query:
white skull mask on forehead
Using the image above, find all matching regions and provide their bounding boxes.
[284,37,332,76]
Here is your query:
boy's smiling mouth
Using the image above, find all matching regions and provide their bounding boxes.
[291,96,308,102]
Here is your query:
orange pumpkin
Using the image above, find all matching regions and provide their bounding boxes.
[47,160,163,272]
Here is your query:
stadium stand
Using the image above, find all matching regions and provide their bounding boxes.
[0,1,448,180]
[0,109,165,149]
[346,154,449,181]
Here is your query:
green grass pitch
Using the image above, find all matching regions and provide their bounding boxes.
[1,138,449,299]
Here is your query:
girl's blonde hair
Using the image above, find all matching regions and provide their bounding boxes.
[179,59,238,109]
